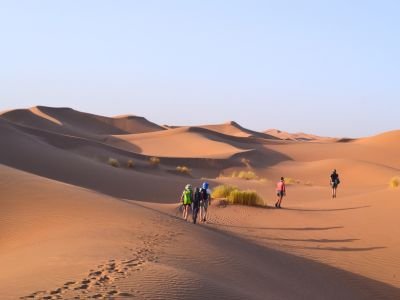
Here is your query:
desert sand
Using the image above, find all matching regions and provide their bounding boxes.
[1,106,399,299]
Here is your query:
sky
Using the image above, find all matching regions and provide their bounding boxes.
[0,0,399,137]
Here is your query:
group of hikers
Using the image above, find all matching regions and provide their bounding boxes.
[275,169,341,208]
[180,170,340,222]
[180,181,212,224]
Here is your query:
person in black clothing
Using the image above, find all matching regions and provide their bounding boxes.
[192,187,201,224]
[330,169,340,198]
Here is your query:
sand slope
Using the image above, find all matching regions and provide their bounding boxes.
[1,166,399,299]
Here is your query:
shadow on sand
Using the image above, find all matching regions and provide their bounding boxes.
[303,246,387,252]
[281,205,370,212]
[206,223,344,231]
[253,237,360,243]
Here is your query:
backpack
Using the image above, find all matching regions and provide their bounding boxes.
[200,188,209,201]
[183,189,192,204]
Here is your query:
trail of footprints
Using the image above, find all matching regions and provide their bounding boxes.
[21,212,184,299]
[20,234,165,299]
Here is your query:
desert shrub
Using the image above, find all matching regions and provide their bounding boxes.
[389,176,400,188]
[237,170,259,180]
[149,156,160,166]
[108,158,120,168]
[241,158,251,168]
[212,185,265,207]
[127,160,135,168]
[284,177,296,185]
[176,165,191,175]
[228,190,265,207]
[219,170,260,180]
[212,185,238,199]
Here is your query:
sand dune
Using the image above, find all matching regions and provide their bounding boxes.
[114,126,251,158]
[0,106,165,137]
[1,106,400,299]
[266,138,400,170]
[265,128,328,141]
[356,130,400,146]
[202,121,278,139]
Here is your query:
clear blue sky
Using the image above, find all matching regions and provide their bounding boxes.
[0,0,399,137]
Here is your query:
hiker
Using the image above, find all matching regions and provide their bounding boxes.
[275,177,286,208]
[180,184,193,221]
[330,169,340,198]
[192,187,201,224]
[199,182,211,222]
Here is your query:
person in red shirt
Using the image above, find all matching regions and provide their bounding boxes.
[275,177,286,208]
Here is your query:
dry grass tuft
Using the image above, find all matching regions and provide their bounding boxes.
[219,170,260,180]
[237,170,259,180]
[149,156,160,166]
[108,158,120,168]
[284,177,296,185]
[212,185,238,199]
[241,158,251,168]
[127,160,135,168]
[176,165,191,175]
[212,185,265,207]
[228,190,265,206]
[389,176,400,188]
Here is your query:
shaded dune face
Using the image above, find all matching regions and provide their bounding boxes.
[1,106,400,299]
[0,110,290,201]
[0,106,165,136]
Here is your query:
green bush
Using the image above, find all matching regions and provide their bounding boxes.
[149,156,160,166]
[228,190,265,206]
[176,165,191,175]
[389,176,400,188]
[108,158,120,168]
[212,185,238,199]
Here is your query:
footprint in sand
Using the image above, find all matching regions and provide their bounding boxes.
[118,292,134,297]
[74,283,90,291]
[108,290,118,296]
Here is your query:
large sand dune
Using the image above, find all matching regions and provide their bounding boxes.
[1,106,399,299]
[0,106,165,137]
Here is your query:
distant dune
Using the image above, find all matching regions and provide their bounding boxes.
[265,128,329,141]
[1,106,399,299]
[356,130,400,146]
[0,106,165,136]
[202,121,278,139]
